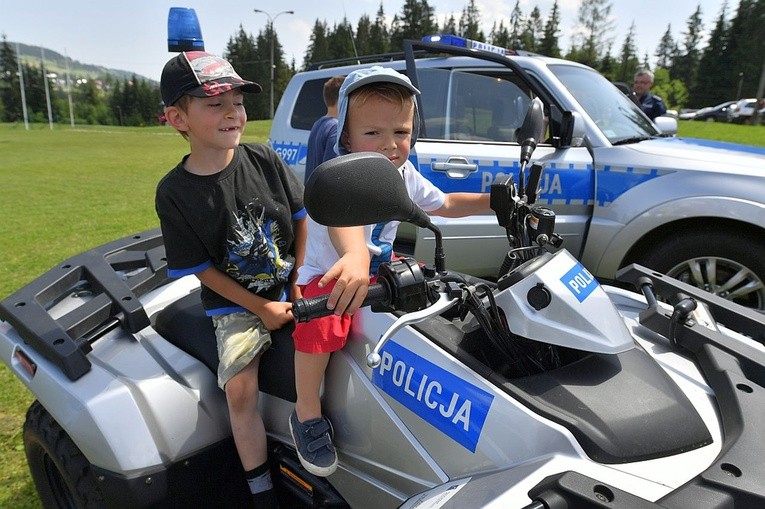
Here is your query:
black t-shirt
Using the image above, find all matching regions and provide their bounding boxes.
[156,143,306,314]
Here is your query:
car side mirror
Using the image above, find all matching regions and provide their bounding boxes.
[653,116,678,136]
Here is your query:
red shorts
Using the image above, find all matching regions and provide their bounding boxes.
[292,277,352,354]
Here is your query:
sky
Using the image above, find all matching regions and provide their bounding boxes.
[3,0,728,82]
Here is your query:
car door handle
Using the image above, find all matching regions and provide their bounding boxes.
[431,157,478,179]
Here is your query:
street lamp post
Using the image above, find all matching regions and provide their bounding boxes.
[253,9,294,119]
[737,72,744,100]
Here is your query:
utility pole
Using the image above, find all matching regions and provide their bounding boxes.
[253,9,294,119]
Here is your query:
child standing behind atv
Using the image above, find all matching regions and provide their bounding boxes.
[291,66,490,476]
[155,51,307,508]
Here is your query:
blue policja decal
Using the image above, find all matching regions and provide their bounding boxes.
[372,341,493,452]
[561,262,599,302]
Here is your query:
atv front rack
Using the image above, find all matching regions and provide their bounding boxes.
[0,229,168,381]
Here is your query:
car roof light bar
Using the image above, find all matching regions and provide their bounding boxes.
[422,34,510,56]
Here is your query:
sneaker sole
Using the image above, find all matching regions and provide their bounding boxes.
[289,416,339,477]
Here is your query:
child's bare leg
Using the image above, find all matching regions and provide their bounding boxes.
[294,351,330,422]
[225,358,266,469]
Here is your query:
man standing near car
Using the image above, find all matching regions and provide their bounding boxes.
[304,76,344,183]
[633,69,667,120]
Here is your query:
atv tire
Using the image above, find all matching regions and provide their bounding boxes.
[24,401,105,509]
[635,229,765,311]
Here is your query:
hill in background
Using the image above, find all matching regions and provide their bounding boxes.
[10,41,155,84]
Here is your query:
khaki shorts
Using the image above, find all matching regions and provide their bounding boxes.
[211,312,271,390]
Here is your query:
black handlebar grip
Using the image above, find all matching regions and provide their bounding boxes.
[292,282,390,323]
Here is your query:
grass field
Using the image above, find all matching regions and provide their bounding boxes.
[0,119,762,507]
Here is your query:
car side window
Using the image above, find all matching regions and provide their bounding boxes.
[417,68,531,143]
[291,78,328,130]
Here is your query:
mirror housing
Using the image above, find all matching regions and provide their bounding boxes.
[653,116,678,136]
[305,152,446,272]
[305,152,433,230]
[517,98,545,167]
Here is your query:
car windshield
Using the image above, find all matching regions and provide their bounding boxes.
[549,64,660,143]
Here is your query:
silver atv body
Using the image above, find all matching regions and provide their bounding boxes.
[3,152,765,508]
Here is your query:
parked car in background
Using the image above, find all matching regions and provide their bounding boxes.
[729,98,765,124]
[270,35,765,310]
[686,100,736,122]
[678,108,699,120]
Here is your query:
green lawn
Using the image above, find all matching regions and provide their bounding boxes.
[0,120,269,508]
[0,118,762,507]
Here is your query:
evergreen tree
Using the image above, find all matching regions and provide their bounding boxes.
[369,4,390,54]
[390,0,438,50]
[569,0,615,70]
[273,32,292,113]
[75,78,111,125]
[225,26,263,119]
[600,46,615,79]
[109,80,123,126]
[727,0,765,100]
[655,24,677,69]
[442,14,458,35]
[328,18,357,60]
[614,22,640,82]
[670,5,704,90]
[538,0,562,58]
[491,21,511,49]
[691,3,732,107]
[24,62,48,122]
[458,0,484,41]
[520,6,544,52]
[304,20,331,68]
[508,1,524,49]
[1,35,23,122]
[355,15,373,56]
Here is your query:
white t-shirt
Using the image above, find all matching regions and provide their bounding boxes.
[296,160,446,285]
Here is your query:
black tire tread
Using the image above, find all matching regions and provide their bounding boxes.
[24,401,105,509]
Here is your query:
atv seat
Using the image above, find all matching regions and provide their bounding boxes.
[154,289,297,402]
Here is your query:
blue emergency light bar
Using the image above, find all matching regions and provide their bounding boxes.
[167,7,205,52]
[422,34,510,56]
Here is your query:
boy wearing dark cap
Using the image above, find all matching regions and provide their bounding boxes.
[156,51,307,507]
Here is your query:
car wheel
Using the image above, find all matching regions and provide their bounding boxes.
[635,230,765,311]
[24,401,105,509]
[705,117,715,122]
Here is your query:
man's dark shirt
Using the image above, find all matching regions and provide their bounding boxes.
[638,92,667,120]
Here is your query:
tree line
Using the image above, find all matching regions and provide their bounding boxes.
[1,0,762,126]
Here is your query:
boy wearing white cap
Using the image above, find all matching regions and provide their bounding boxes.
[290,66,490,477]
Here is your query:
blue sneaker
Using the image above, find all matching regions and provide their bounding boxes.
[289,411,338,476]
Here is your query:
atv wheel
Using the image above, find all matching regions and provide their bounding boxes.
[636,230,765,311]
[24,401,105,509]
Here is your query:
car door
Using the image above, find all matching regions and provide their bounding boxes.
[399,58,594,277]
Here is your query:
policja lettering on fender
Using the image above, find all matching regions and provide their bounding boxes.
[372,341,494,452]
[379,352,472,431]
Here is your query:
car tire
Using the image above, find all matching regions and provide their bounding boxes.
[635,230,765,310]
[24,401,105,509]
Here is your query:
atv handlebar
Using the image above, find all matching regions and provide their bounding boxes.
[292,282,391,323]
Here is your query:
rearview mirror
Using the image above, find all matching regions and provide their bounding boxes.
[304,152,433,229]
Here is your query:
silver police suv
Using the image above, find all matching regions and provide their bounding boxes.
[269,35,765,310]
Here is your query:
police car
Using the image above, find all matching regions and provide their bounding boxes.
[269,35,765,310]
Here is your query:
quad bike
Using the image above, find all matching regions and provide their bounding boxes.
[2,100,765,509]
